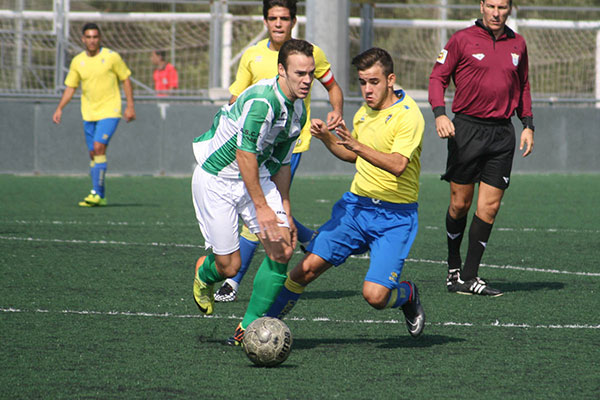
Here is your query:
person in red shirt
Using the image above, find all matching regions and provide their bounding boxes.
[428,0,534,296]
[151,50,178,96]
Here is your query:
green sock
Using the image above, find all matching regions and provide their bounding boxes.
[241,256,288,329]
[196,254,223,285]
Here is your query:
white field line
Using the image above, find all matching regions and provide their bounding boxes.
[5,219,600,235]
[1,234,599,277]
[1,307,598,330]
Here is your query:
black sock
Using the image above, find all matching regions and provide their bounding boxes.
[446,209,467,270]
[462,214,493,281]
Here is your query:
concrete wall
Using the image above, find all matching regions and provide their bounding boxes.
[1,99,599,176]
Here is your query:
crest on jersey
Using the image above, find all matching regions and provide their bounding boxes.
[472,53,485,61]
[385,114,393,123]
[436,49,448,64]
[511,53,519,66]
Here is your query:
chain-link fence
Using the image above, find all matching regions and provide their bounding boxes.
[1,0,600,103]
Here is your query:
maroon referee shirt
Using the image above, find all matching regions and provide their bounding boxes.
[429,19,533,129]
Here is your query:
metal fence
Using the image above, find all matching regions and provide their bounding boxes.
[1,0,600,104]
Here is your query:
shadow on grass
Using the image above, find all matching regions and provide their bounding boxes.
[293,334,465,350]
[494,281,565,293]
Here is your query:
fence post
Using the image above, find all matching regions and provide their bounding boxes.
[360,3,374,53]
[209,0,225,90]
[596,30,600,108]
[53,0,69,91]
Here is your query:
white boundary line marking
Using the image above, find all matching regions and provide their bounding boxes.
[1,307,598,330]
[4,219,600,235]
[1,234,599,277]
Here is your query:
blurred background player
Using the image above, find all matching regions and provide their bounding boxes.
[257,47,426,342]
[52,22,136,207]
[428,0,534,296]
[215,0,344,303]
[151,50,178,96]
[192,39,315,343]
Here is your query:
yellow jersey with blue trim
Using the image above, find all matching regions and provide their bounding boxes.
[229,38,334,153]
[350,90,425,204]
[64,47,131,121]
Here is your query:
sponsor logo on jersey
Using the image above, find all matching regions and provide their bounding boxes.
[472,53,485,61]
[436,49,448,64]
[511,53,519,66]
[385,114,393,123]
[255,55,262,62]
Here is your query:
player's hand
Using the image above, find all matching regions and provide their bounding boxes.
[334,120,360,151]
[124,106,136,122]
[256,205,284,242]
[520,128,534,157]
[435,115,455,138]
[310,119,329,141]
[326,110,343,131]
[52,109,62,124]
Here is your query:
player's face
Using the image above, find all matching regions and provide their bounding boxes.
[81,29,101,56]
[150,51,161,66]
[480,0,511,35]
[278,53,315,101]
[357,63,396,110]
[264,6,296,49]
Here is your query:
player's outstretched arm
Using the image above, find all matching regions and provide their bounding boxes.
[52,86,76,124]
[520,128,534,157]
[336,121,409,177]
[122,78,136,122]
[311,119,356,163]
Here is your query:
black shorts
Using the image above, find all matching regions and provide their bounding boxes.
[442,114,515,190]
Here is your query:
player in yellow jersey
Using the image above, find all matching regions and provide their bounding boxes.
[215,0,344,304]
[263,48,426,340]
[52,23,135,207]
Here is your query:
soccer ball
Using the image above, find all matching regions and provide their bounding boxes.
[243,317,293,367]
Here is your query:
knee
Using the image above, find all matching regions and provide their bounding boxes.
[362,288,389,310]
[215,259,241,278]
[269,245,294,265]
[477,202,501,223]
[449,198,472,218]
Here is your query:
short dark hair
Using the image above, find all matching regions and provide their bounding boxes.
[351,47,394,77]
[481,0,512,7]
[154,50,166,60]
[82,22,100,35]
[278,39,313,71]
[263,0,297,20]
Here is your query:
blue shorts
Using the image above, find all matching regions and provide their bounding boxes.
[290,152,302,182]
[83,118,120,152]
[307,192,419,289]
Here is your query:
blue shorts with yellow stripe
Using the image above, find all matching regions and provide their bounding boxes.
[307,192,418,289]
[83,118,120,152]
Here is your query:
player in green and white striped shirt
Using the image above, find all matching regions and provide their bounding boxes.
[191,39,315,344]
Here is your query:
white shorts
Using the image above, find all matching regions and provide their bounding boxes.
[191,164,289,255]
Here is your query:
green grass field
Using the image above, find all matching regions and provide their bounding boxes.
[1,174,599,399]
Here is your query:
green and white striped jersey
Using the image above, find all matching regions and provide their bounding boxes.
[193,77,307,179]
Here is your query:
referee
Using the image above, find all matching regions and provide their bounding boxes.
[428,0,534,296]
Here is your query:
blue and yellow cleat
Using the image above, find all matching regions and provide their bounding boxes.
[193,256,214,315]
[78,191,107,207]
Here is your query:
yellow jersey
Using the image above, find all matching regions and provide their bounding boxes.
[64,47,131,121]
[229,38,334,153]
[350,90,424,204]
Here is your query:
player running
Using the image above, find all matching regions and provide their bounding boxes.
[192,39,314,335]
[232,47,426,344]
[214,0,343,303]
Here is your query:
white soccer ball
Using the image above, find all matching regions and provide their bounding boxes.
[243,317,293,367]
